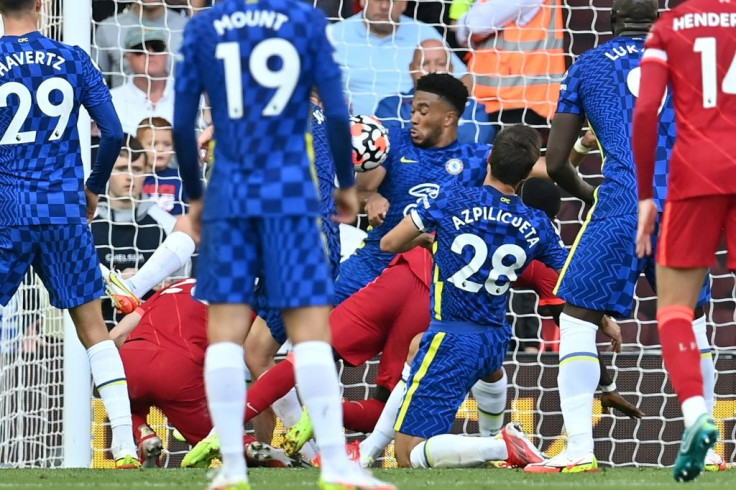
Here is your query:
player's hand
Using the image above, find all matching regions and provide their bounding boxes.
[601,391,645,419]
[198,125,215,164]
[365,193,390,227]
[187,198,204,244]
[418,233,435,251]
[600,316,622,353]
[581,130,597,149]
[333,187,359,224]
[84,187,99,223]
[636,199,657,258]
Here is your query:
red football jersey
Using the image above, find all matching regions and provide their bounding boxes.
[514,260,564,307]
[389,246,433,288]
[642,0,736,199]
[125,278,208,362]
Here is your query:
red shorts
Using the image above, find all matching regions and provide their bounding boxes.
[120,343,211,445]
[330,260,430,391]
[658,194,736,270]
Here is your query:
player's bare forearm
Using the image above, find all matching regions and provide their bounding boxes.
[109,311,142,349]
[550,161,596,205]
[381,215,423,253]
[547,113,595,203]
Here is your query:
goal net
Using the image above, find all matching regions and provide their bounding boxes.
[0,0,732,469]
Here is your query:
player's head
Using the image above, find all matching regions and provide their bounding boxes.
[109,134,148,201]
[611,0,658,37]
[518,177,561,220]
[361,0,407,35]
[136,117,174,173]
[410,73,468,148]
[0,0,38,17]
[124,28,170,78]
[488,125,541,187]
[410,40,453,86]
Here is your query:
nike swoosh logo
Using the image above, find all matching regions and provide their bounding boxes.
[400,156,418,163]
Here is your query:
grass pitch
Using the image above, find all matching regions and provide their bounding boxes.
[0,467,733,489]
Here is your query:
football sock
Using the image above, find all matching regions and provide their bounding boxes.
[410,434,507,468]
[87,340,136,459]
[292,341,351,478]
[271,387,303,428]
[471,371,507,436]
[127,231,196,297]
[360,364,410,460]
[658,305,706,427]
[342,398,386,434]
[557,312,599,459]
[205,342,247,480]
[692,315,715,415]
[245,358,295,422]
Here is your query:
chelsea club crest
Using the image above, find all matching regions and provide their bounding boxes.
[445,158,464,175]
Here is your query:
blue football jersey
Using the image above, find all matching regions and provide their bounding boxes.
[0,32,111,226]
[365,127,490,258]
[557,36,676,217]
[308,104,340,271]
[412,183,568,328]
[175,0,343,220]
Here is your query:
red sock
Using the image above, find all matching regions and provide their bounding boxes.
[342,398,386,433]
[245,358,296,422]
[658,305,703,404]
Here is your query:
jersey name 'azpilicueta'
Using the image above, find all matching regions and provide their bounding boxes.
[0,32,110,226]
[175,0,342,221]
[557,36,677,216]
[412,183,568,328]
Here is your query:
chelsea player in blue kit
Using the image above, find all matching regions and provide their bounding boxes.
[172,1,393,489]
[381,125,567,469]
[0,0,139,468]
[337,73,489,303]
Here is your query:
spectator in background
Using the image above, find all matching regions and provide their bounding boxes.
[452,0,565,133]
[375,39,493,144]
[329,0,471,115]
[91,135,177,329]
[110,28,174,134]
[136,117,187,215]
[93,0,188,88]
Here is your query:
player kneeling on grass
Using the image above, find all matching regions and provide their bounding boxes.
[380,125,568,469]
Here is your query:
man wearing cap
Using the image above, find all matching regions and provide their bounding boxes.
[110,28,175,135]
[93,0,188,89]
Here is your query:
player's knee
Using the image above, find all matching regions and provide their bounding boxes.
[409,441,431,468]
[406,333,423,365]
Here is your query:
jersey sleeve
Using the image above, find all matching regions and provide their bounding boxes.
[643,12,671,59]
[78,47,111,109]
[535,217,568,270]
[310,10,343,87]
[555,59,584,115]
[514,260,564,306]
[174,19,204,95]
[409,187,449,232]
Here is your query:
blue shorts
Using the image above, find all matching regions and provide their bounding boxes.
[334,242,393,304]
[0,224,104,309]
[555,214,643,318]
[642,216,711,308]
[394,321,510,439]
[195,216,334,308]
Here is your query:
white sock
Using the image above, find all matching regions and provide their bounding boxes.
[410,434,508,468]
[87,340,136,459]
[205,342,247,480]
[271,388,318,461]
[471,371,507,436]
[682,396,709,428]
[692,315,715,415]
[127,231,196,297]
[557,313,599,459]
[360,379,407,461]
[293,341,350,478]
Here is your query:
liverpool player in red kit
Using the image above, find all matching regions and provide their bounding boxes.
[633,0,736,482]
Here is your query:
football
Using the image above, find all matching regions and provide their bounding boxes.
[350,115,390,172]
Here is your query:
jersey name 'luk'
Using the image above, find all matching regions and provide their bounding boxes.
[452,207,539,247]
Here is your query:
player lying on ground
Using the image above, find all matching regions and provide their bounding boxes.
[633,0,736,481]
[109,279,310,469]
[0,0,139,469]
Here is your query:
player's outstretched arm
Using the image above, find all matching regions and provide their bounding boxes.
[381,214,424,253]
[547,113,596,204]
[109,310,143,349]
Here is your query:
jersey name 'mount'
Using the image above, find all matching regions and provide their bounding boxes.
[213,10,289,34]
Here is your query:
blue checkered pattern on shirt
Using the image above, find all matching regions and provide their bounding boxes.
[412,183,568,327]
[557,36,676,218]
[175,0,343,220]
[0,32,110,225]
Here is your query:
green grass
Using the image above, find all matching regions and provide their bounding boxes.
[0,467,733,489]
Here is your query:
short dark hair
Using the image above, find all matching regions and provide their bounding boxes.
[518,177,561,220]
[489,125,541,187]
[415,73,468,115]
[0,0,35,15]
[120,133,147,165]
